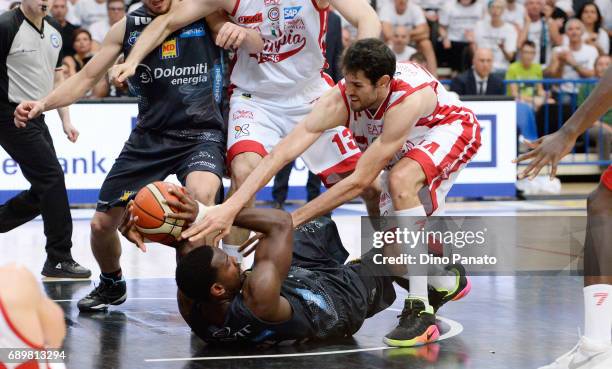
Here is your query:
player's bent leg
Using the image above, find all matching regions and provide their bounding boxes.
[185,171,221,206]
[225,152,265,258]
[78,208,127,312]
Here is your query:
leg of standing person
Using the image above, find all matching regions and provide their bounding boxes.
[0,116,90,277]
[272,161,294,209]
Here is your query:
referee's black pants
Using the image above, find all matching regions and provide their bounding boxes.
[0,116,73,262]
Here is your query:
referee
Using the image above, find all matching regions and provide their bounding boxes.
[0,0,90,278]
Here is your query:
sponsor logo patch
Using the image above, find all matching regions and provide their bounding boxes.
[283,6,301,20]
[180,24,205,38]
[268,7,280,21]
[234,124,250,139]
[264,0,280,5]
[233,110,254,120]
[238,13,263,24]
[161,38,178,59]
[50,34,60,48]
[128,31,140,45]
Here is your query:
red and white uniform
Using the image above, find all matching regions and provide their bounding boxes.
[602,165,612,192]
[338,62,482,215]
[227,0,361,185]
[0,297,62,369]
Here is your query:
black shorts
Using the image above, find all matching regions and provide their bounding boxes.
[96,128,225,212]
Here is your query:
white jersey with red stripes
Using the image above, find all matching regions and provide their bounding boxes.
[338,62,481,215]
[338,62,476,166]
[229,0,329,95]
[0,297,55,369]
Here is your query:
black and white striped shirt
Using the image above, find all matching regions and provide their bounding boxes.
[0,7,63,118]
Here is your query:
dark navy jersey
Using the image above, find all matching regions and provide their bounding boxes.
[123,7,225,141]
[189,218,371,344]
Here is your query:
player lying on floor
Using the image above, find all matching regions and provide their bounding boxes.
[173,38,479,346]
[119,188,460,345]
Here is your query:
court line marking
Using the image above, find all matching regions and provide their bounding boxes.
[144,311,463,363]
[53,297,175,302]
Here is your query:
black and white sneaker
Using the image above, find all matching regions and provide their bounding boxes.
[41,258,91,279]
[77,276,127,312]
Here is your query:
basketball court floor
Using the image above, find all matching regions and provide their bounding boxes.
[0,195,597,369]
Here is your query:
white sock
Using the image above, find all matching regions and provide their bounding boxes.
[222,243,243,263]
[394,206,429,305]
[408,275,430,306]
[583,284,612,345]
[393,205,426,217]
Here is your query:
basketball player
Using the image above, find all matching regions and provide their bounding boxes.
[13,0,263,312]
[515,66,612,368]
[110,0,383,261]
[0,264,66,369]
[185,39,480,346]
[120,188,446,345]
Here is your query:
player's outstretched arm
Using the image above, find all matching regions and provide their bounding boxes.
[235,208,294,322]
[330,0,381,39]
[181,87,348,245]
[292,87,437,226]
[114,0,229,83]
[13,19,126,126]
[514,66,612,179]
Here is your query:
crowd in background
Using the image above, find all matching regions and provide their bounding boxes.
[1,0,610,159]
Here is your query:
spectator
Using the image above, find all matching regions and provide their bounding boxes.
[89,0,125,46]
[73,0,108,30]
[414,0,445,46]
[519,0,562,66]
[506,40,551,110]
[544,0,569,30]
[439,0,485,73]
[474,0,518,74]
[50,0,78,59]
[389,26,417,62]
[503,0,526,31]
[380,0,437,73]
[325,8,344,83]
[545,18,597,96]
[409,51,428,66]
[63,29,94,77]
[579,55,611,163]
[573,2,609,55]
[450,48,505,95]
[0,0,11,12]
[594,0,611,38]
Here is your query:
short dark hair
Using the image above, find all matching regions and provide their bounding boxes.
[577,2,602,32]
[72,28,92,43]
[342,38,396,85]
[409,52,427,65]
[521,40,536,49]
[175,246,218,302]
[107,0,125,8]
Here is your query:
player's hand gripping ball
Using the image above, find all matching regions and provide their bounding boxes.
[131,181,189,246]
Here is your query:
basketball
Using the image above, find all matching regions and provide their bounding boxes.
[131,181,187,246]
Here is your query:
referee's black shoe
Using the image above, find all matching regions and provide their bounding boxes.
[41,258,92,279]
[77,275,127,312]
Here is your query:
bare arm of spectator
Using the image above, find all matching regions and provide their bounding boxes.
[547,18,562,46]
[381,21,394,42]
[330,0,381,40]
[544,50,563,77]
[564,52,595,78]
[62,56,77,77]
[409,23,430,42]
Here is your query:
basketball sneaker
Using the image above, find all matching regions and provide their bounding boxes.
[77,275,127,312]
[383,298,440,347]
[41,258,91,279]
[428,264,471,312]
[537,337,612,369]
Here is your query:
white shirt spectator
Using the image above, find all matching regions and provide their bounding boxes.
[65,0,80,25]
[526,19,553,66]
[379,1,427,29]
[553,44,598,93]
[73,0,108,30]
[561,29,610,56]
[413,0,446,11]
[439,1,485,42]
[595,0,611,30]
[391,44,417,62]
[502,2,525,29]
[475,20,518,71]
[554,0,573,16]
[88,19,110,43]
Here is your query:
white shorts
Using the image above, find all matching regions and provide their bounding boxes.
[227,79,361,186]
[379,112,481,216]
